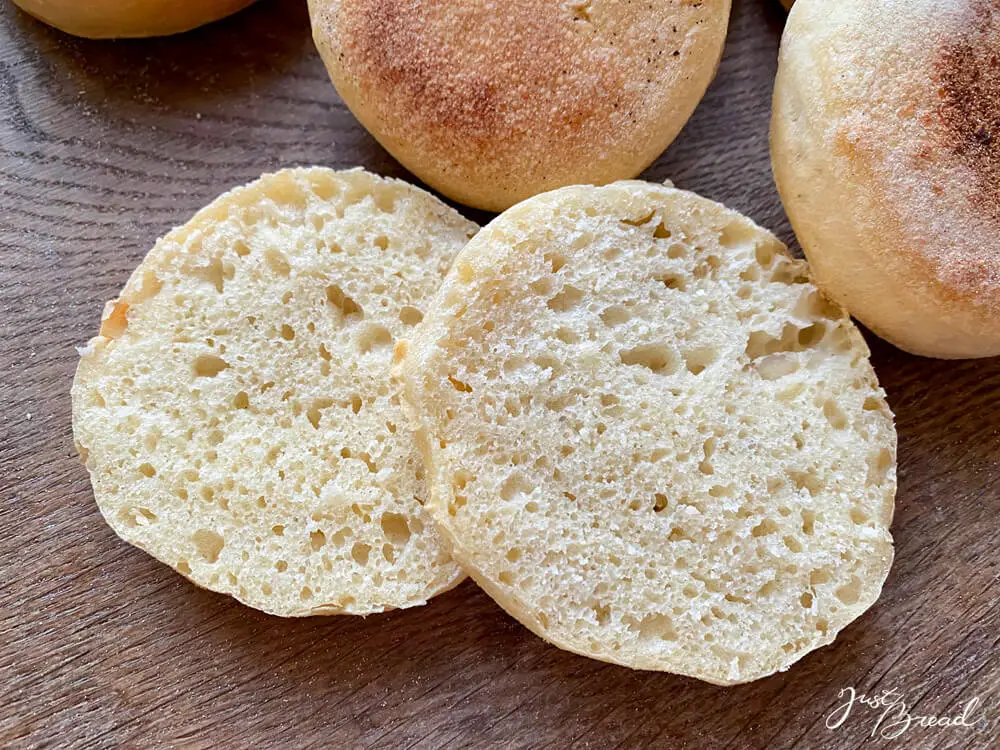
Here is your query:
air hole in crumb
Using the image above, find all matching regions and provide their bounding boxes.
[798,322,827,347]
[192,529,224,563]
[547,285,584,312]
[653,493,668,512]
[810,569,831,585]
[358,324,392,354]
[720,221,754,248]
[863,396,883,411]
[310,530,326,550]
[758,354,798,380]
[351,542,371,565]
[849,507,869,525]
[754,243,776,267]
[620,343,678,375]
[669,527,691,542]
[683,346,717,375]
[264,248,290,276]
[621,210,655,227]
[500,473,535,502]
[545,252,566,272]
[770,260,809,285]
[835,577,862,605]
[801,509,816,535]
[448,375,473,393]
[758,580,779,596]
[327,285,363,319]
[555,327,580,344]
[784,535,803,553]
[654,272,687,291]
[868,448,893,484]
[399,306,423,326]
[751,519,779,537]
[601,306,631,327]
[529,277,553,296]
[823,400,848,429]
[380,513,411,545]
[307,397,334,429]
[789,471,822,496]
[193,354,229,378]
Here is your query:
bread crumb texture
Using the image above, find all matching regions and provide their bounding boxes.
[398,182,896,684]
[72,168,476,616]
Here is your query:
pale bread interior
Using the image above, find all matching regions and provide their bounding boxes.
[72,167,476,616]
[397,181,896,684]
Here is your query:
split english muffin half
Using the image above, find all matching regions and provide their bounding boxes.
[395,181,896,684]
[72,167,477,616]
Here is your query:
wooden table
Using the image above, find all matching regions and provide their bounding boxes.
[2,1,998,747]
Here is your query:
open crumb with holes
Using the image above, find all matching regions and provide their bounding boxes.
[396,180,896,684]
[72,167,476,616]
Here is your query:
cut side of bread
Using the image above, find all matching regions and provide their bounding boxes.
[72,167,477,616]
[396,181,896,684]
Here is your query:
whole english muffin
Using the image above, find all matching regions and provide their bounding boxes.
[772,0,1000,359]
[396,181,896,684]
[12,0,256,38]
[309,0,731,211]
[72,168,476,616]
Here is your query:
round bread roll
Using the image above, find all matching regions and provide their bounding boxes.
[12,0,256,39]
[772,0,1000,359]
[309,0,731,212]
[396,181,896,684]
[72,168,476,616]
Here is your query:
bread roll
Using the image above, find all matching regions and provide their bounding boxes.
[12,0,256,39]
[309,0,731,211]
[772,0,1000,359]
[396,181,896,684]
[72,168,477,616]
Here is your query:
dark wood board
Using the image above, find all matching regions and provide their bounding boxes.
[1,1,998,747]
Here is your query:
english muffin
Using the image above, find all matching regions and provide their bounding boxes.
[396,181,896,684]
[12,0,256,38]
[309,0,731,211]
[772,0,1000,358]
[72,168,476,616]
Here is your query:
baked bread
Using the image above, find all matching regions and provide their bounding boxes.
[12,0,256,38]
[396,181,896,684]
[72,168,476,616]
[772,0,1000,359]
[309,0,731,211]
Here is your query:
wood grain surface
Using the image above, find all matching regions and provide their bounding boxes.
[2,1,998,748]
